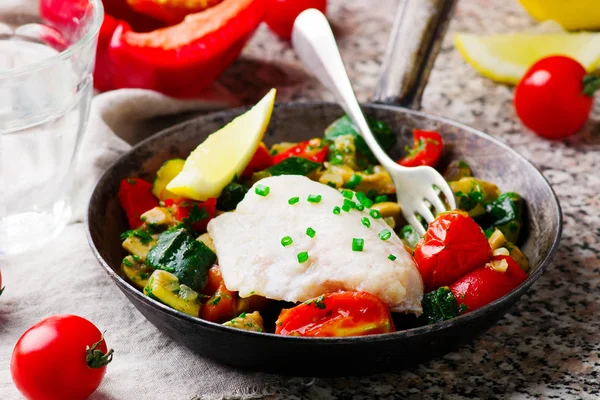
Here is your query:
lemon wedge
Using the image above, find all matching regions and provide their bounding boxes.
[167,89,276,200]
[455,32,600,84]
[518,0,600,31]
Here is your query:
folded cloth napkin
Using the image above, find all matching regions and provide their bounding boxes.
[0,88,311,400]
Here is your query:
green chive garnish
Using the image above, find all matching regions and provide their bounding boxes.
[388,254,397,261]
[342,204,352,212]
[306,227,316,238]
[370,209,382,219]
[355,192,373,208]
[288,197,300,205]
[342,190,353,199]
[255,184,270,197]
[333,206,341,215]
[352,238,364,252]
[307,194,322,203]
[343,199,357,210]
[374,195,388,204]
[361,217,371,228]
[379,229,392,241]
[345,174,362,189]
[298,251,309,263]
[356,204,365,211]
[281,236,293,247]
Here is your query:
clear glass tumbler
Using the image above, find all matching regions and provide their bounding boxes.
[0,0,103,255]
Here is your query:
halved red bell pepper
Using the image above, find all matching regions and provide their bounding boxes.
[105,0,266,97]
[118,178,160,228]
[398,130,443,168]
[126,0,224,24]
[275,291,395,337]
[450,255,528,314]
[272,139,329,165]
[242,143,273,177]
[164,198,217,233]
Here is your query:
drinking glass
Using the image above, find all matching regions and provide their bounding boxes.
[0,0,103,255]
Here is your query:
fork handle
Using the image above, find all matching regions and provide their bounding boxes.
[292,9,399,172]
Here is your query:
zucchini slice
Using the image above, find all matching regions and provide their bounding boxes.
[144,270,201,317]
[223,311,264,332]
[122,256,154,290]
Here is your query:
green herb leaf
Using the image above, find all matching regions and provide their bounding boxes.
[120,228,154,245]
[422,287,459,325]
[268,157,321,176]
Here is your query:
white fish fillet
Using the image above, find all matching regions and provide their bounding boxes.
[207,175,423,315]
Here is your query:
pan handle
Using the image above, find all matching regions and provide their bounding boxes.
[372,0,458,109]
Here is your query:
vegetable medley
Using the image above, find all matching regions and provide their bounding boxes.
[117,98,529,337]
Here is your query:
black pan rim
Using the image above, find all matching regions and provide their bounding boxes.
[85,100,563,344]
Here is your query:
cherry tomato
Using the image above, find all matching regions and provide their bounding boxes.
[398,130,443,168]
[242,143,273,177]
[275,291,395,337]
[11,315,113,400]
[413,211,491,291]
[272,139,329,165]
[514,55,600,139]
[164,198,217,233]
[265,0,327,40]
[450,255,528,314]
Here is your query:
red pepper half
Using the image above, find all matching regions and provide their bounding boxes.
[275,291,395,337]
[398,130,443,168]
[126,0,224,24]
[164,198,217,233]
[118,178,160,229]
[272,140,329,165]
[105,0,266,97]
[242,143,273,177]
[450,255,528,314]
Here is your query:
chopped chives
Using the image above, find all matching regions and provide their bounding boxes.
[307,194,322,203]
[255,184,270,197]
[343,199,357,210]
[342,190,353,199]
[388,254,397,261]
[378,229,392,241]
[370,209,382,219]
[374,195,389,204]
[306,227,316,238]
[342,204,352,212]
[297,251,309,263]
[333,206,341,215]
[344,174,362,190]
[356,204,365,211]
[288,197,300,205]
[352,238,364,252]
[355,192,373,208]
[361,217,371,228]
[281,236,293,247]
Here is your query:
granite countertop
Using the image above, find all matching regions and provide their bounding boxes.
[221,0,599,398]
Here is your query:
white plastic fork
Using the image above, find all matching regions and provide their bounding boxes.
[292,9,456,236]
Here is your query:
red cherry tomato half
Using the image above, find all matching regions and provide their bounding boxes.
[272,140,329,165]
[413,211,492,291]
[163,198,217,233]
[514,55,600,139]
[398,130,443,168]
[11,315,113,400]
[242,143,273,177]
[265,0,327,40]
[450,255,528,314]
[275,291,395,337]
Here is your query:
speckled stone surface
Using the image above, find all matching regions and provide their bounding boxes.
[219,0,600,398]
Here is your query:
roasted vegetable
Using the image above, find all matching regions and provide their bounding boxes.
[326,134,368,170]
[272,139,329,165]
[370,202,402,227]
[164,198,217,234]
[217,182,249,211]
[121,229,157,261]
[141,207,176,232]
[449,177,501,217]
[118,178,160,228]
[484,192,524,243]
[152,159,185,200]
[197,233,217,254]
[223,311,265,332]
[422,287,458,325]
[505,242,530,272]
[121,255,154,289]
[267,157,322,176]
[398,130,443,168]
[146,228,216,292]
[444,160,473,181]
[319,164,395,194]
[235,295,270,315]
[144,270,201,317]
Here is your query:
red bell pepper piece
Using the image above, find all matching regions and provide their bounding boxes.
[118,178,160,229]
[272,140,329,165]
[398,130,443,168]
[450,255,528,314]
[164,198,217,233]
[106,0,267,97]
[275,291,395,337]
[126,0,224,24]
[201,266,237,322]
[242,143,273,177]
[413,210,492,292]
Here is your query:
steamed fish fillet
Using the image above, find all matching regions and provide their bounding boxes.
[207,175,424,315]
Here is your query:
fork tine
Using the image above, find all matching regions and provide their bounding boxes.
[417,202,436,224]
[406,214,426,236]
[426,187,446,215]
[433,175,457,210]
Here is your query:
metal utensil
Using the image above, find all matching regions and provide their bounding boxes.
[292,9,455,235]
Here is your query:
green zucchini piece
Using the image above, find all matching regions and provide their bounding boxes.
[422,287,458,325]
[267,157,321,176]
[152,158,185,200]
[122,256,154,290]
[449,177,500,217]
[144,270,201,316]
[146,228,216,292]
[223,311,264,332]
[217,182,249,211]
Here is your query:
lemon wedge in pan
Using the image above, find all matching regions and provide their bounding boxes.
[167,89,276,200]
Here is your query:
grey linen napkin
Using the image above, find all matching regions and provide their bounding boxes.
[0,88,311,400]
